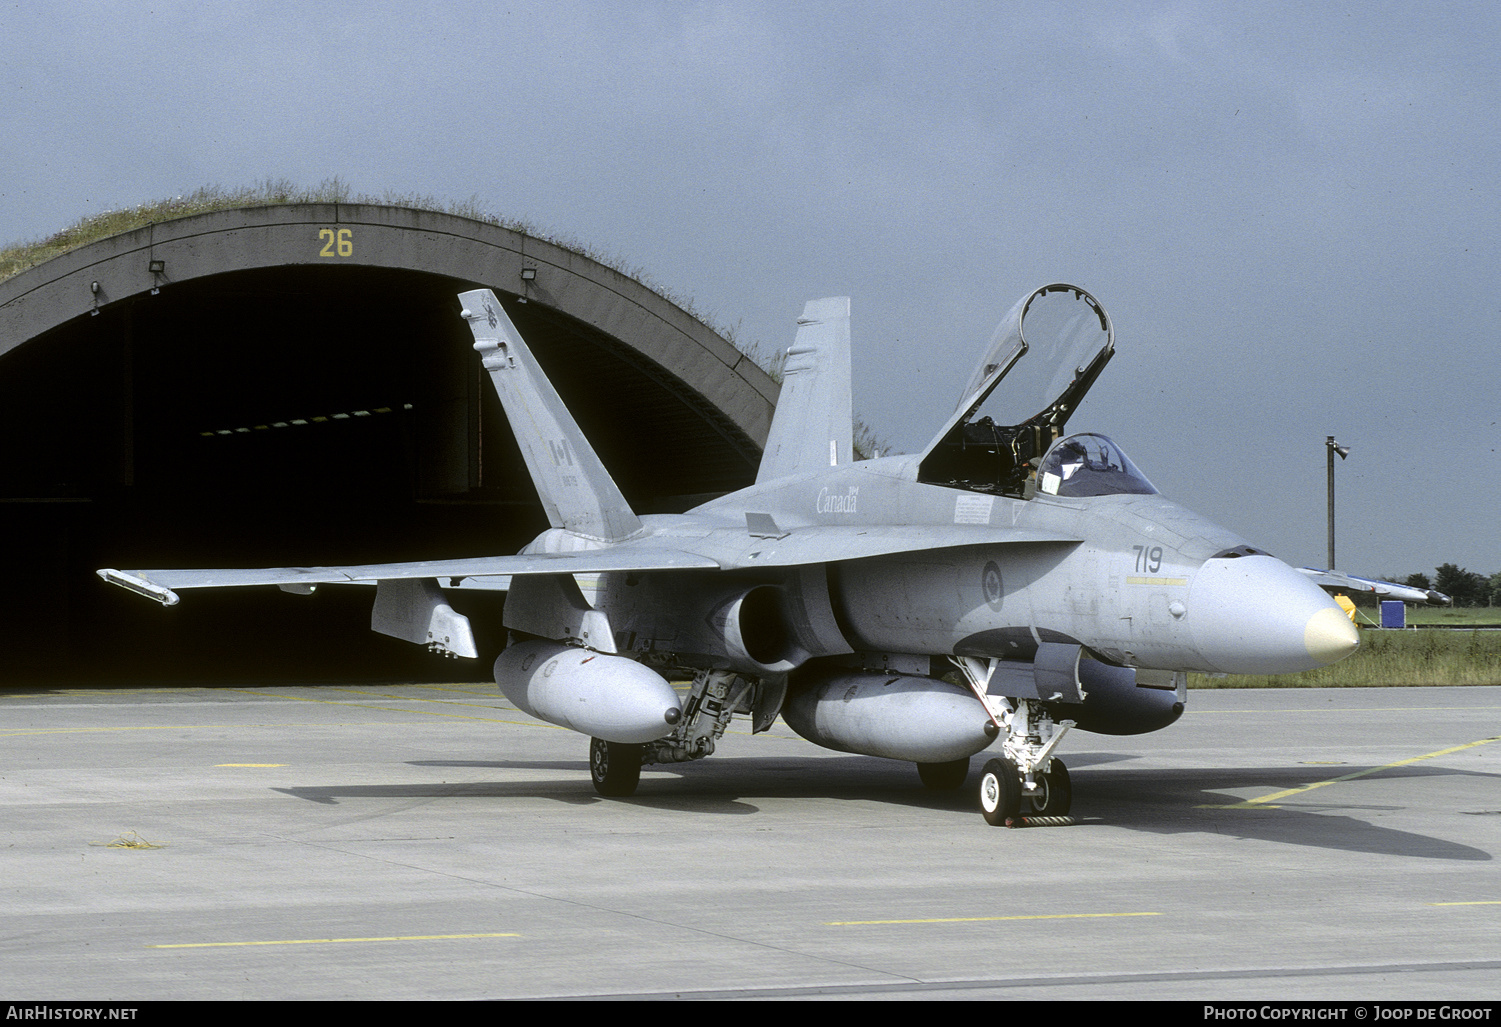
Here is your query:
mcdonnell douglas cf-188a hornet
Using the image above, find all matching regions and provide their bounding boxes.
[101,283,1360,824]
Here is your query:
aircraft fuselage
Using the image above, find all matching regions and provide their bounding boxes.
[668,456,1351,680]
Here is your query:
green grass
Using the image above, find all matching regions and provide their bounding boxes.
[0,178,644,286]
[0,178,702,312]
[1190,627,1501,688]
[3,179,352,283]
[1402,606,1501,627]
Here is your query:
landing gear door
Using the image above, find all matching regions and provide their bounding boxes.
[918,283,1114,498]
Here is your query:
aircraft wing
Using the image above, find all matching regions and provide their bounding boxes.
[97,549,721,606]
[100,523,1079,604]
[1298,567,1451,606]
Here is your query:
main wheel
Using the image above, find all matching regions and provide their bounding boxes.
[1030,758,1072,816]
[589,737,642,797]
[978,757,1022,826]
[917,757,970,790]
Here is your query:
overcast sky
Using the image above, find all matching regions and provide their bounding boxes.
[3,1,1496,578]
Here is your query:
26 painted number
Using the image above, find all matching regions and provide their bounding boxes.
[1132,545,1163,573]
[318,228,353,257]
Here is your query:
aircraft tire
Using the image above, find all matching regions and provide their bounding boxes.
[917,757,970,790]
[1031,759,1072,816]
[590,737,643,797]
[978,757,1021,826]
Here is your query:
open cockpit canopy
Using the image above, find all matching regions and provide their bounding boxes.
[918,283,1114,498]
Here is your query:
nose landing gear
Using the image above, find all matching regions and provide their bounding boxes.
[953,657,1076,826]
[1028,758,1072,816]
[979,754,1071,825]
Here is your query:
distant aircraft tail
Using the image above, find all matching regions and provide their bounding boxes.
[755,297,853,484]
[458,289,643,542]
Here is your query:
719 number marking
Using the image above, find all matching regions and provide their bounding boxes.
[1133,545,1163,573]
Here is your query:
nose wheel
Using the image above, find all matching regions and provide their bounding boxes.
[1029,759,1071,816]
[978,758,1022,825]
[979,756,1071,824]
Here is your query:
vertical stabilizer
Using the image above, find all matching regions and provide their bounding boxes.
[458,289,642,542]
[756,297,853,484]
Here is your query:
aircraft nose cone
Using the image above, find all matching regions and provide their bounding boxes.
[1187,556,1359,675]
[1304,605,1361,665]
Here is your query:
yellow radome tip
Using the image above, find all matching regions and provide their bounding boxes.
[1305,605,1361,665]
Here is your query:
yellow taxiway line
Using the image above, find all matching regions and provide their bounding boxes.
[149,932,519,949]
[1204,734,1501,809]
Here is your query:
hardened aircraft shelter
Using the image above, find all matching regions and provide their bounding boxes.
[0,204,776,680]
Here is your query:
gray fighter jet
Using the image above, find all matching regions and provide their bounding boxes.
[100,283,1359,824]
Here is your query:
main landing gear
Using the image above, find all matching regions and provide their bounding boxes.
[588,670,784,798]
[589,738,642,797]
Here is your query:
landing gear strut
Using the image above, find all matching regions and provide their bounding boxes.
[588,670,786,797]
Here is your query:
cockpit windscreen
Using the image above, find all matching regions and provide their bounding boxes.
[1037,433,1157,497]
